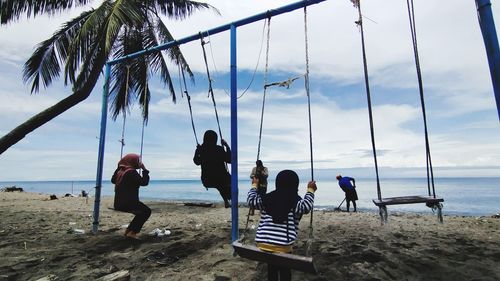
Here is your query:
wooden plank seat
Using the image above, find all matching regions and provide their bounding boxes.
[372,196,444,224]
[373,195,444,206]
[232,241,317,274]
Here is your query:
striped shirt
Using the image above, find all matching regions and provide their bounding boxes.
[247,187,315,246]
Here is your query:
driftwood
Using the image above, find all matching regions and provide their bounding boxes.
[184,202,213,207]
[1,186,24,192]
[97,270,130,281]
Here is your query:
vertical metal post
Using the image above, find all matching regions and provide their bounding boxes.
[476,0,500,123]
[92,63,110,233]
[230,24,239,242]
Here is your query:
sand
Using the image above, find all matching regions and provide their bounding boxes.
[0,191,499,281]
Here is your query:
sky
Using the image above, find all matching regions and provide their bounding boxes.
[1,0,500,181]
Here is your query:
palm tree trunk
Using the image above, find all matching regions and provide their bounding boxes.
[0,61,106,155]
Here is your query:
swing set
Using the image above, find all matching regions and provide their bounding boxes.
[88,0,500,275]
[353,0,444,224]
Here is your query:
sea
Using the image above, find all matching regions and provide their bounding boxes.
[1,177,499,216]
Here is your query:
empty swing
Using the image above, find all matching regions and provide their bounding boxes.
[233,8,317,274]
[352,0,444,224]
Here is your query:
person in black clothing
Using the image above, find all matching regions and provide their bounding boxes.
[111,153,151,239]
[193,130,232,208]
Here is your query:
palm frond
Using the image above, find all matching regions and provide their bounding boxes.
[0,0,91,25]
[109,62,132,120]
[109,27,150,121]
[22,10,93,93]
[103,0,144,55]
[155,17,193,82]
[64,3,112,85]
[153,0,219,20]
[141,18,177,104]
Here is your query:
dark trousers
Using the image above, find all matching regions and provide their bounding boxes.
[117,201,151,233]
[346,200,357,212]
[268,264,291,281]
[216,184,231,202]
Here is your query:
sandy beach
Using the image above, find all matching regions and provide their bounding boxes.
[0,190,499,281]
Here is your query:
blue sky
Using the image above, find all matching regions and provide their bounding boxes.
[1,0,500,181]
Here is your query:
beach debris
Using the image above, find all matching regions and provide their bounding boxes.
[148,228,172,237]
[195,223,202,229]
[24,241,27,250]
[184,202,213,207]
[147,251,180,265]
[1,186,24,192]
[49,195,58,200]
[96,270,130,281]
[34,274,58,281]
[73,229,85,235]
[492,213,500,219]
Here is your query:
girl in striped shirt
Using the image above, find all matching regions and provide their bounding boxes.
[247,169,317,281]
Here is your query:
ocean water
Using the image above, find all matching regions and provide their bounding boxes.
[1,177,499,216]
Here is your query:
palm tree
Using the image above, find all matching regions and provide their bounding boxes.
[0,0,217,154]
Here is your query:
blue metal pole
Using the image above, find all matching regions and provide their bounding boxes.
[108,0,326,66]
[230,24,239,242]
[92,63,111,233]
[476,0,500,123]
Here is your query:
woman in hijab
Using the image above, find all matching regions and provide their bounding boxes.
[247,170,317,281]
[193,130,232,208]
[111,153,151,239]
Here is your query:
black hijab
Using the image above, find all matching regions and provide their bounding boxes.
[262,170,301,223]
[202,130,217,146]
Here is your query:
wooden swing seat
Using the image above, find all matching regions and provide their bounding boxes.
[232,241,317,274]
[373,195,443,207]
[372,195,444,224]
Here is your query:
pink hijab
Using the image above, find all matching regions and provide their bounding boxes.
[114,153,141,186]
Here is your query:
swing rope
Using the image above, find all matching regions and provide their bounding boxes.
[353,0,383,200]
[241,9,316,257]
[239,18,270,243]
[118,63,147,165]
[256,17,271,161]
[139,77,147,162]
[119,65,131,159]
[178,63,199,145]
[200,34,224,143]
[304,6,315,257]
[406,0,436,198]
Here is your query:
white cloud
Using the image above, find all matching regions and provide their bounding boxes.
[1,0,500,180]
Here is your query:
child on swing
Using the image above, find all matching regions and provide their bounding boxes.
[247,170,317,281]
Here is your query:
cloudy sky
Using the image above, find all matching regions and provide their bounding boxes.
[1,0,500,181]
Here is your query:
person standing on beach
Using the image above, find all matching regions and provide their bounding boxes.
[247,170,317,281]
[193,130,232,208]
[336,174,358,212]
[111,153,151,240]
[249,160,269,215]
